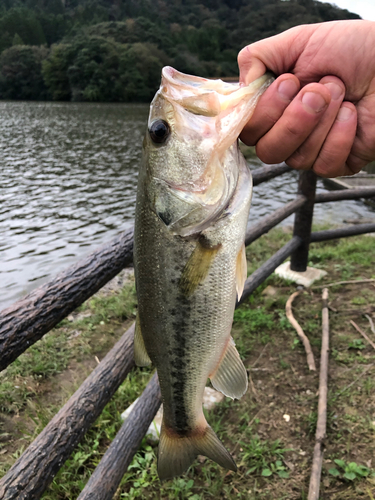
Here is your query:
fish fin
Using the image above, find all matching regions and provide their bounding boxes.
[236,244,247,300]
[179,241,221,296]
[158,422,236,481]
[134,313,152,367]
[210,337,248,400]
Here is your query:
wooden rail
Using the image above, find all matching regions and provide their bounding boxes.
[1,163,375,499]
[77,373,162,500]
[0,324,135,500]
[251,163,291,185]
[311,223,375,242]
[0,229,133,372]
[315,186,375,203]
[245,196,306,246]
[239,236,302,304]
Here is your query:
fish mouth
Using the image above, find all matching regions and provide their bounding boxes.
[148,68,274,236]
[161,66,273,119]
[159,66,274,168]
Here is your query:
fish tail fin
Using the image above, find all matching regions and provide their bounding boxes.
[157,421,237,480]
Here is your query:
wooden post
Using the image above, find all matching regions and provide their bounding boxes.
[290,170,317,272]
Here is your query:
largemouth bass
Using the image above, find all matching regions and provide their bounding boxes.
[134,67,273,480]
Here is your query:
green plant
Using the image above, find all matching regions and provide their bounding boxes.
[348,339,366,350]
[328,459,374,481]
[261,460,289,479]
[351,297,367,305]
[233,307,274,331]
[241,435,290,478]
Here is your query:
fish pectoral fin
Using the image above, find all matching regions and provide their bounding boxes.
[179,240,221,296]
[210,337,248,400]
[158,422,236,481]
[236,244,247,300]
[134,313,152,367]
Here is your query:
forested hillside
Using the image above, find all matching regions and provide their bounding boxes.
[0,0,360,101]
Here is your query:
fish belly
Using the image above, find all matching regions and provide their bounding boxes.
[134,151,252,480]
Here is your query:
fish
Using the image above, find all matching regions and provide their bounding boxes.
[133,66,273,480]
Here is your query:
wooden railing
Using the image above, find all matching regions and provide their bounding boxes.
[1,166,375,500]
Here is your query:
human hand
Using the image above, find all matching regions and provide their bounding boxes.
[238,20,375,177]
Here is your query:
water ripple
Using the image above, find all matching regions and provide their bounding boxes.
[0,101,373,310]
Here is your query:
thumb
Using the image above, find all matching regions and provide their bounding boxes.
[238,25,314,84]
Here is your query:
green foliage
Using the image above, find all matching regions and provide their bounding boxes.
[328,459,374,482]
[348,338,366,350]
[41,42,75,100]
[261,460,289,479]
[233,306,274,331]
[0,7,46,52]
[0,44,50,99]
[87,282,137,322]
[0,0,362,101]
[241,435,290,478]
[0,328,70,413]
[43,36,170,101]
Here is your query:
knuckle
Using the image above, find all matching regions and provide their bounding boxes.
[314,150,344,177]
[283,118,304,139]
[286,149,313,170]
[256,144,281,164]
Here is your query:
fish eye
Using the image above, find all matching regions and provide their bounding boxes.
[149,120,170,144]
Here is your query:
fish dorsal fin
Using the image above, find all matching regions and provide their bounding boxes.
[179,241,221,296]
[236,244,247,300]
[134,313,152,367]
[210,337,248,400]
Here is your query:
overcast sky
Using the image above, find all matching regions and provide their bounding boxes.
[323,0,375,21]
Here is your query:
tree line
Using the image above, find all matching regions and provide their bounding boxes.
[0,0,360,102]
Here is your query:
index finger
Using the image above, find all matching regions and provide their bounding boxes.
[238,25,314,84]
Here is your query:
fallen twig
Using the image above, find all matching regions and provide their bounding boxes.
[248,372,258,400]
[286,291,316,371]
[308,288,330,500]
[365,314,375,336]
[312,278,375,289]
[332,307,375,315]
[350,320,375,350]
[251,343,269,368]
[231,409,263,455]
[336,363,375,397]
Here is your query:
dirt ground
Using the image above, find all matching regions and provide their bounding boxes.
[225,280,375,499]
[1,232,375,499]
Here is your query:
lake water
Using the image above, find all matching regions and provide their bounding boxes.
[1,101,374,311]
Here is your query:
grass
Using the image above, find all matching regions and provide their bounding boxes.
[1,229,375,499]
[0,279,137,414]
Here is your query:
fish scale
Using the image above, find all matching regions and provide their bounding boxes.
[134,67,274,480]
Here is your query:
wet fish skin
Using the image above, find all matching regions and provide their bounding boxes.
[134,67,273,480]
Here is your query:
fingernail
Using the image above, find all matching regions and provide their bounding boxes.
[302,92,327,113]
[324,82,343,100]
[278,79,299,100]
[337,105,353,122]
